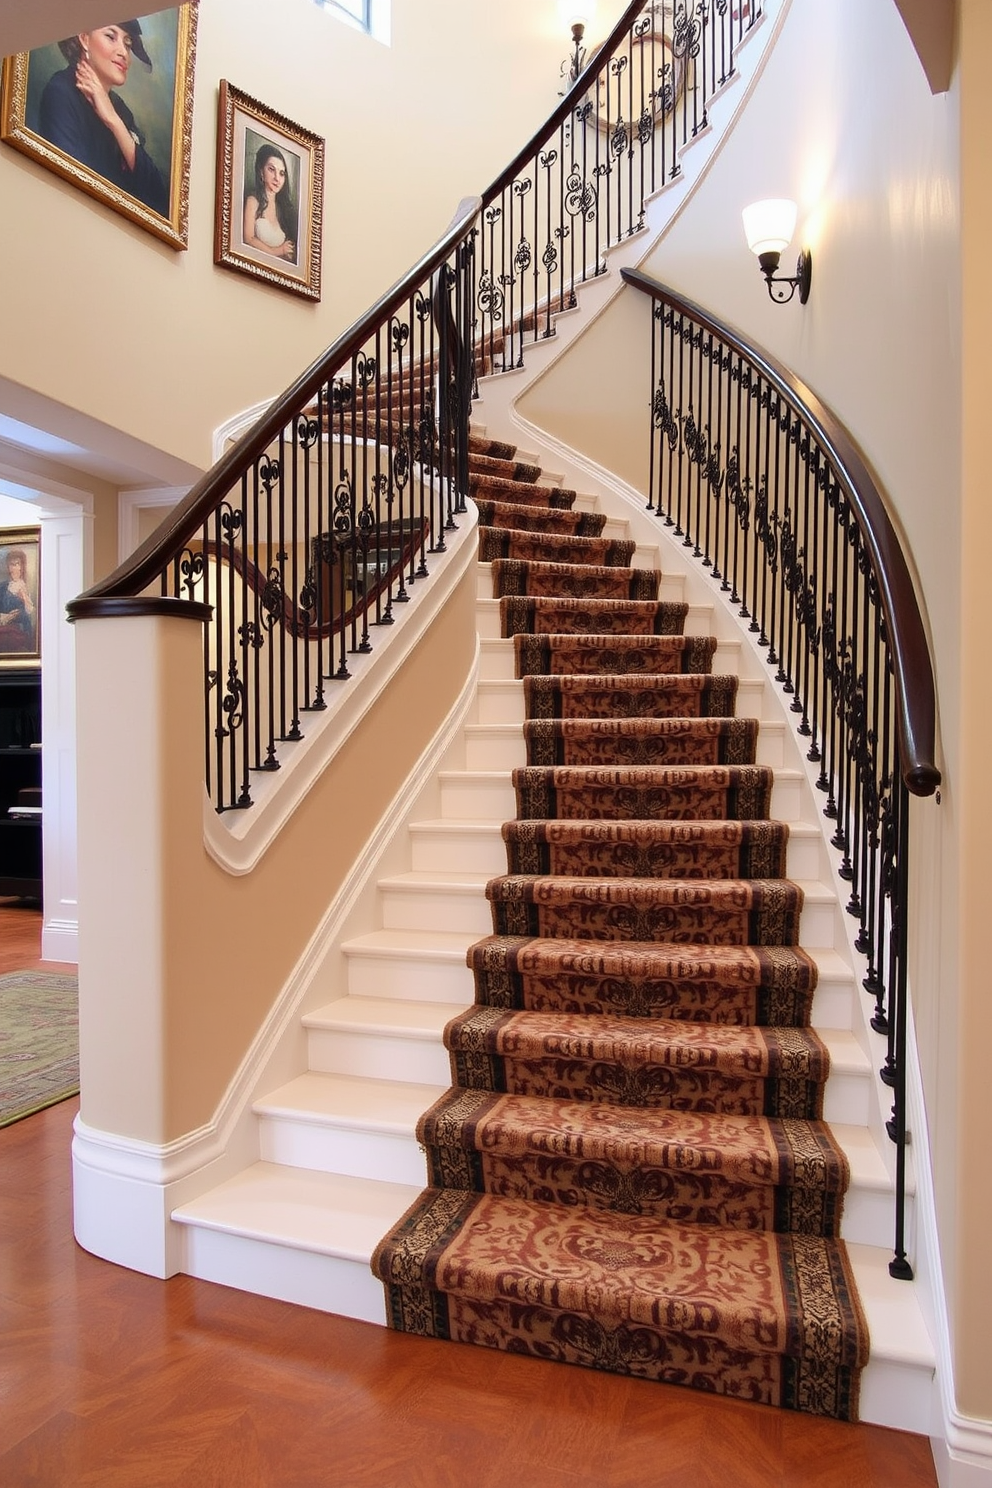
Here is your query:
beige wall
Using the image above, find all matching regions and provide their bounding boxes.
[954,0,992,1424]
[520,0,988,1425]
[76,556,478,1141]
[0,0,628,473]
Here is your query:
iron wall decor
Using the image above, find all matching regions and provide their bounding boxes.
[0,6,198,250]
[592,4,686,132]
[0,527,41,669]
[214,81,324,302]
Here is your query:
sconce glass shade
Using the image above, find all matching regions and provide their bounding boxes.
[742,199,798,258]
[558,0,597,32]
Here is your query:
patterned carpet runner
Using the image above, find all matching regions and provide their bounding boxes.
[372,435,869,1420]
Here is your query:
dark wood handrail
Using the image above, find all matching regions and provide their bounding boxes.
[621,266,940,797]
[67,196,482,618]
[480,0,648,206]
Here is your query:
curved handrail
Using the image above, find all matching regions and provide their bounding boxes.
[621,265,940,797]
[67,195,482,615]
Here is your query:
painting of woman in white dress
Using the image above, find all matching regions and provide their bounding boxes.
[214,82,324,302]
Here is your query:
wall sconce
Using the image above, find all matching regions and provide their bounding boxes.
[742,198,812,305]
[558,1,598,87]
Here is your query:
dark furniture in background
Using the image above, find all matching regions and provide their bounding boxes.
[0,668,41,900]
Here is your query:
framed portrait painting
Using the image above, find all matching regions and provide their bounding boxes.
[0,528,41,668]
[0,5,198,249]
[215,81,324,302]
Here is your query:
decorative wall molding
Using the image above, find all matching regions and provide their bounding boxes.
[117,486,187,564]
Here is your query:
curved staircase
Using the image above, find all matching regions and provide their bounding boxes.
[173,431,935,1428]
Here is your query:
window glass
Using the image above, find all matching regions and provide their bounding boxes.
[314,0,389,43]
[316,0,372,32]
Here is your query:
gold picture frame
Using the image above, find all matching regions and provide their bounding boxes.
[0,6,198,250]
[214,81,324,302]
[0,527,41,669]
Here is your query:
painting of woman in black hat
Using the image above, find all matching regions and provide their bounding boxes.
[0,7,196,248]
[37,21,169,215]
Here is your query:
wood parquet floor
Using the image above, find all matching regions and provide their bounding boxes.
[0,901,939,1487]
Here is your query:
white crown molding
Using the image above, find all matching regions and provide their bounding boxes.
[117,485,188,563]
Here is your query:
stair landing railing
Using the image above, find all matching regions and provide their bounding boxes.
[623,266,940,1281]
[66,0,764,818]
[477,0,764,374]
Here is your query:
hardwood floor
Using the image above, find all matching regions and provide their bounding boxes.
[0,903,939,1487]
[0,898,66,974]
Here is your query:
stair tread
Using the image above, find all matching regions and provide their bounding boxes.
[379,870,490,892]
[173,1163,421,1260]
[846,1242,936,1366]
[817,1028,872,1074]
[421,1089,847,1186]
[342,927,478,960]
[373,1191,867,1364]
[305,996,465,1037]
[255,1070,445,1129]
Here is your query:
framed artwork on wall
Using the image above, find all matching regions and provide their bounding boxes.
[214,81,324,302]
[0,527,41,668]
[0,5,198,250]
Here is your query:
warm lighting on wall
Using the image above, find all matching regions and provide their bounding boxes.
[742,198,812,305]
[558,0,598,86]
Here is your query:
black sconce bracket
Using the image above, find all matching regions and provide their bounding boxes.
[757,247,812,305]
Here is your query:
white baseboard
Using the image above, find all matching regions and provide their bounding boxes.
[934,1428,992,1487]
[42,916,78,963]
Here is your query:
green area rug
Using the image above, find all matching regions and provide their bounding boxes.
[0,971,79,1127]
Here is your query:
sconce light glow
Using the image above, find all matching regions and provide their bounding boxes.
[742,198,811,306]
[742,198,797,257]
[558,1,597,31]
[558,0,597,87]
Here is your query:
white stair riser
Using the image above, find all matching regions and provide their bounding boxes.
[480,638,745,683]
[822,1069,871,1127]
[754,728,784,768]
[307,1025,452,1085]
[476,601,502,640]
[440,771,802,823]
[810,979,855,1031]
[798,897,837,949]
[440,775,516,820]
[476,682,525,725]
[786,832,822,880]
[858,1358,934,1435]
[411,826,506,875]
[464,724,787,774]
[181,1227,387,1325]
[770,774,801,820]
[465,729,526,772]
[345,948,475,1004]
[381,885,491,934]
[410,820,820,882]
[479,641,515,680]
[736,679,764,715]
[258,1115,426,1187]
[473,681,769,726]
[842,1188,915,1254]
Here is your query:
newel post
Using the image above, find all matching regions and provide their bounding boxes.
[68,596,211,1276]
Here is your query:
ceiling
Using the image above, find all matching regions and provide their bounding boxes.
[0,3,174,57]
